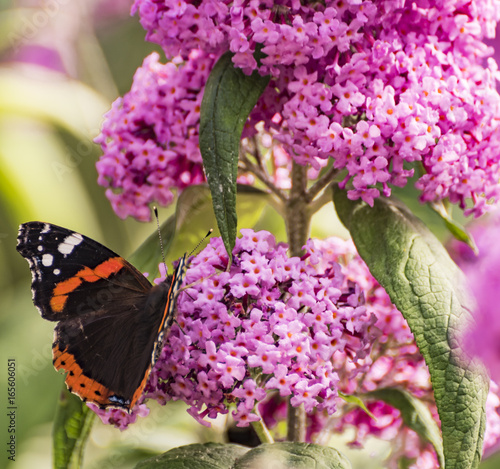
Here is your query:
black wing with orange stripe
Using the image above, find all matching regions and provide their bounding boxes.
[16,222,152,320]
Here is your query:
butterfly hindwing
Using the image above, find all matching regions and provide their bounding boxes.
[52,278,174,409]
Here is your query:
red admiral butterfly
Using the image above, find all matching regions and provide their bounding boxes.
[16,222,186,411]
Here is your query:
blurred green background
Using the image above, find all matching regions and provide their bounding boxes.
[0,2,207,468]
[0,1,499,468]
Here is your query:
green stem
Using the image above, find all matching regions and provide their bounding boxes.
[308,186,336,215]
[286,161,310,257]
[285,161,310,442]
[68,409,95,469]
[251,410,275,444]
[239,152,287,201]
[306,164,339,203]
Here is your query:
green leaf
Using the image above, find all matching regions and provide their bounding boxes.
[235,443,351,469]
[134,442,351,469]
[332,187,489,469]
[338,391,377,421]
[365,388,444,467]
[134,443,249,469]
[53,387,95,469]
[129,184,271,277]
[199,52,270,262]
[430,201,478,254]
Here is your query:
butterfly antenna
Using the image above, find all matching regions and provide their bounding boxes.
[188,229,213,258]
[153,206,168,276]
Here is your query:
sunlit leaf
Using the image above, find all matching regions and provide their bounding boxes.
[53,388,95,469]
[333,186,488,469]
[135,442,351,469]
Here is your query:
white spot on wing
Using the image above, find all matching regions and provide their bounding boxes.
[40,224,51,234]
[58,233,83,255]
[53,268,61,275]
[42,254,53,267]
[37,245,43,251]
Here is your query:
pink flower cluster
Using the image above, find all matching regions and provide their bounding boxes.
[124,0,500,217]
[94,51,211,220]
[150,230,378,426]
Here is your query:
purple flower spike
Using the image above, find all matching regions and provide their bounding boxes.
[95,51,211,220]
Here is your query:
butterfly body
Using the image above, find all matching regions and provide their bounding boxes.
[16,222,186,411]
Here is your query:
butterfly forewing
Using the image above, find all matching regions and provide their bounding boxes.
[16,222,152,320]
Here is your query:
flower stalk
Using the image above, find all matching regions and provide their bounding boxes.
[251,411,275,445]
[286,161,310,257]
[285,161,310,442]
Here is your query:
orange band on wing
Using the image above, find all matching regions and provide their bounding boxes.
[53,344,115,407]
[50,277,82,312]
[53,277,82,296]
[50,257,125,313]
[75,258,125,282]
[93,257,125,278]
[53,343,150,411]
[50,295,69,313]
[130,365,150,409]
[74,266,101,283]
